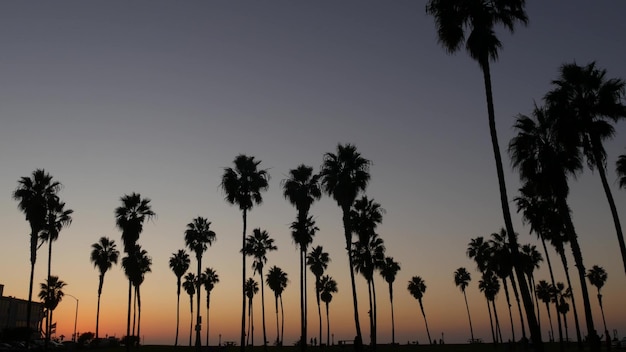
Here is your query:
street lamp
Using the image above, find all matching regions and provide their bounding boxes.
[65,294,79,342]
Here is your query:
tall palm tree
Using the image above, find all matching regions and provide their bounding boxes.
[424,1,542,347]
[617,153,626,189]
[319,275,338,347]
[221,154,269,352]
[266,266,288,346]
[169,250,190,346]
[282,164,321,350]
[380,257,400,345]
[243,228,277,350]
[587,265,609,347]
[38,275,66,346]
[453,267,475,343]
[90,237,120,339]
[553,283,572,344]
[41,200,73,287]
[201,267,219,347]
[546,62,626,275]
[183,273,197,347]
[407,276,432,345]
[131,247,151,347]
[479,271,502,344]
[320,144,371,349]
[115,193,155,350]
[306,246,329,347]
[184,217,217,349]
[13,169,61,339]
[536,280,555,342]
[245,278,259,347]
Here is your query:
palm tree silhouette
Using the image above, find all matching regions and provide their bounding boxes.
[90,237,120,339]
[115,193,155,350]
[183,273,197,347]
[521,244,543,329]
[282,164,321,350]
[41,201,73,303]
[453,267,474,343]
[245,278,259,347]
[424,0,542,346]
[306,246,329,347]
[617,153,626,189]
[13,169,61,341]
[266,266,288,346]
[380,257,400,345]
[407,276,431,345]
[185,217,217,349]
[221,154,269,352]
[546,62,626,276]
[244,228,277,350]
[553,283,572,344]
[587,265,609,347]
[320,144,371,350]
[169,250,190,346]
[536,280,555,343]
[319,275,338,347]
[38,275,66,347]
[479,271,502,344]
[201,267,219,347]
[131,247,151,346]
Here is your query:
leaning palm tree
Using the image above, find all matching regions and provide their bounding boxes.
[306,246,329,347]
[319,275,338,347]
[169,250,190,346]
[90,237,120,339]
[183,273,197,347]
[545,62,626,276]
[245,278,260,347]
[266,266,288,346]
[454,267,475,343]
[587,265,609,347]
[425,1,542,346]
[617,153,626,189]
[184,217,217,349]
[536,280,556,343]
[243,228,277,351]
[380,257,400,345]
[320,144,371,349]
[13,169,61,340]
[282,164,322,350]
[407,276,432,345]
[115,193,155,350]
[221,154,269,352]
[201,267,219,347]
[38,275,66,347]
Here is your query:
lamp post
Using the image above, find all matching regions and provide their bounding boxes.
[66,294,79,342]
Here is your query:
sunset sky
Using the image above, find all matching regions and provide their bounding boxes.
[1,1,625,346]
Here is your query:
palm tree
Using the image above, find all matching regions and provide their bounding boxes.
[319,275,338,347]
[121,245,151,347]
[536,280,555,342]
[320,144,371,349]
[115,193,155,349]
[266,266,288,346]
[41,200,73,289]
[245,278,259,347]
[131,247,151,347]
[169,250,190,346]
[479,271,502,344]
[221,154,269,352]
[243,228,277,350]
[38,275,66,346]
[380,257,400,345]
[306,246,329,347]
[183,273,197,347]
[545,62,626,275]
[90,237,120,339]
[407,276,432,345]
[424,0,542,346]
[184,217,217,348]
[201,267,219,347]
[553,283,572,344]
[282,164,322,350]
[587,265,609,347]
[521,244,543,328]
[13,169,61,339]
[617,153,626,189]
[453,267,475,343]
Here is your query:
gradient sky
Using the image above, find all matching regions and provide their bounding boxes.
[1,1,625,346]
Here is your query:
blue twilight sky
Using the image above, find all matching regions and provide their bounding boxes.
[1,1,625,346]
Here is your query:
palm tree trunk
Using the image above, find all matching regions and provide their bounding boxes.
[206,293,211,347]
[247,298,252,346]
[563,312,569,343]
[342,206,363,350]
[462,290,475,342]
[509,272,527,341]
[96,274,103,339]
[372,277,378,349]
[46,238,53,348]
[175,280,181,346]
[241,209,247,352]
[251,297,255,347]
[299,246,305,351]
[486,299,496,345]
[126,280,132,352]
[544,302,554,343]
[260,269,268,351]
[389,284,396,345]
[274,295,279,345]
[501,278,516,342]
[541,235,559,343]
[325,302,330,347]
[132,286,137,338]
[26,226,38,350]
[137,286,142,347]
[555,301,564,351]
[592,145,626,275]
[557,247,582,347]
[195,256,202,349]
[189,294,193,347]
[316,277,322,347]
[367,280,374,347]
[492,299,503,343]
[481,59,543,351]
[418,299,431,344]
[280,295,285,346]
